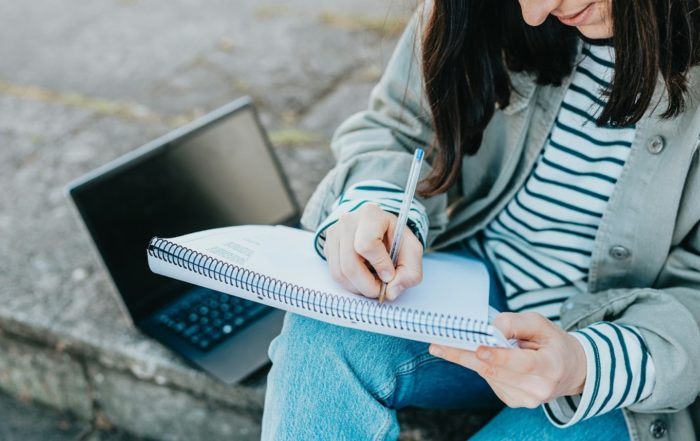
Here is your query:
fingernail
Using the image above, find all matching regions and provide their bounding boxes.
[380,271,393,283]
[478,350,491,361]
[430,346,443,357]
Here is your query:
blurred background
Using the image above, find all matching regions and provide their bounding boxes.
[0,1,494,439]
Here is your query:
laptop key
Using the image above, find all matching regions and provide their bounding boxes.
[157,289,272,352]
[184,325,199,337]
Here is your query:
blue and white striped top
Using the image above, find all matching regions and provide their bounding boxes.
[465,43,637,322]
[313,41,655,428]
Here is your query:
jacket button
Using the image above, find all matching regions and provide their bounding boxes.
[609,245,631,260]
[649,419,667,438]
[647,135,665,154]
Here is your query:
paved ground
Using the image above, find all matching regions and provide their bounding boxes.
[0,0,497,439]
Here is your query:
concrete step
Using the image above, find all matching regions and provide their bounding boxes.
[0,389,151,441]
[0,307,493,440]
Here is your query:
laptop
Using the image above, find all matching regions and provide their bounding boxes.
[66,96,299,384]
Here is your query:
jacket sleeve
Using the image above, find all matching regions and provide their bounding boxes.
[299,3,448,247]
[560,216,700,416]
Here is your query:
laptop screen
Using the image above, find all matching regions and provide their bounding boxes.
[69,106,299,321]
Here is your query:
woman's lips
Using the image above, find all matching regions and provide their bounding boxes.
[556,3,594,26]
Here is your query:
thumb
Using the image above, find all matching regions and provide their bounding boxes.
[492,312,549,342]
[385,233,423,301]
[354,212,396,282]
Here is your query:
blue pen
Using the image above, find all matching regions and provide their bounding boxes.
[378,148,424,304]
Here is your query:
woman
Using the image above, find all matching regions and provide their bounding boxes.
[262,0,700,439]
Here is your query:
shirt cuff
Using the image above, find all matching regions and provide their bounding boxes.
[313,179,429,260]
[543,322,656,428]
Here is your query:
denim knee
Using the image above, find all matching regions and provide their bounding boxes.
[267,312,345,366]
[263,313,408,440]
[267,312,430,405]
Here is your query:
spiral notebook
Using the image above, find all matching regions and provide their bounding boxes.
[147,225,510,350]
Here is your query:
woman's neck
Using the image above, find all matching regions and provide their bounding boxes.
[577,30,613,47]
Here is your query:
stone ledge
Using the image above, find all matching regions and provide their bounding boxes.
[88,366,262,441]
[0,313,266,440]
[0,334,92,419]
[0,320,496,441]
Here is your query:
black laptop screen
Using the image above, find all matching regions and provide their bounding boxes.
[70,107,298,321]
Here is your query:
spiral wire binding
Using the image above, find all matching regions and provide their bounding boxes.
[148,238,493,345]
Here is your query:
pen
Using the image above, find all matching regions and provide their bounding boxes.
[378,148,424,304]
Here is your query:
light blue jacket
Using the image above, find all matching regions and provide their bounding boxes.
[301,10,700,441]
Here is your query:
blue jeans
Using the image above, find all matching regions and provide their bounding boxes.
[261,248,630,440]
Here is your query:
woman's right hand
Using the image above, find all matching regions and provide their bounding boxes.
[323,203,424,301]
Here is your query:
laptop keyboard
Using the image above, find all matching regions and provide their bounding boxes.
[156,289,271,352]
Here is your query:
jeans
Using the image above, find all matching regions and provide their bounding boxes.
[261,248,630,440]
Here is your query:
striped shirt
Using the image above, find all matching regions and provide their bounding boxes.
[313,41,655,427]
[468,42,655,427]
[465,43,636,322]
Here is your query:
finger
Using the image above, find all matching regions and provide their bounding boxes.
[430,344,539,393]
[474,345,560,403]
[338,218,379,297]
[488,382,518,407]
[490,381,542,409]
[429,344,482,371]
[493,312,551,343]
[340,227,381,298]
[354,206,395,283]
[492,372,556,408]
[324,227,359,294]
[385,231,423,300]
[430,345,498,379]
[517,340,540,350]
[474,346,541,375]
[488,379,535,408]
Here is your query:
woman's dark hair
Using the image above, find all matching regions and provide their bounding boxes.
[418,0,700,197]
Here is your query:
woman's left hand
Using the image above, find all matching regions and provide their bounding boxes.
[429,312,587,408]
